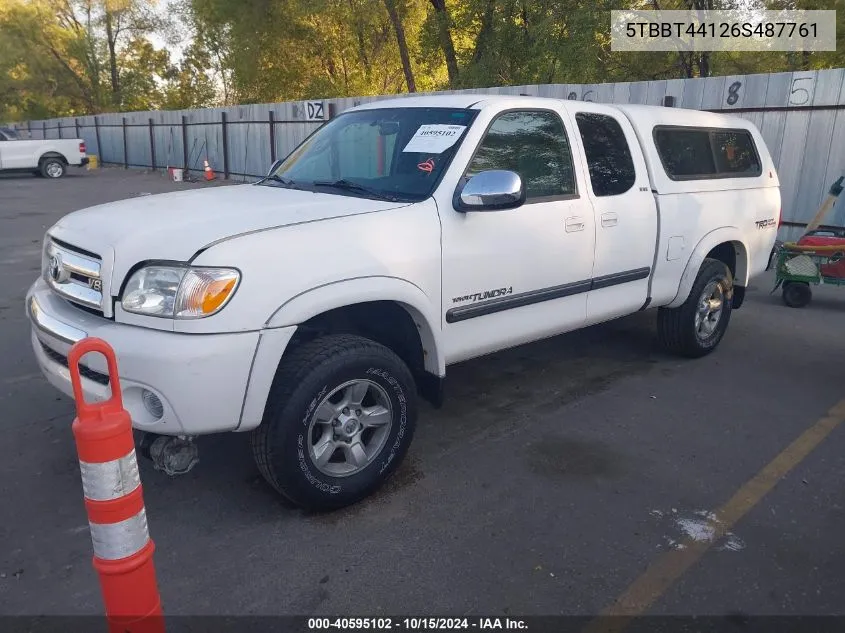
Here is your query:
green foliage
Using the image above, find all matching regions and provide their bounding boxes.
[0,0,217,120]
[2,0,845,121]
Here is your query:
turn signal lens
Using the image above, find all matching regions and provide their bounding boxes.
[174,268,240,319]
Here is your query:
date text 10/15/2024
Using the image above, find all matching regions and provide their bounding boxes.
[308,618,528,630]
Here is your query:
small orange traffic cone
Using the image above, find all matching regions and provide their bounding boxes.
[203,158,215,181]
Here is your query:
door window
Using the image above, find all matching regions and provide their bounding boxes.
[575,112,636,197]
[465,110,577,201]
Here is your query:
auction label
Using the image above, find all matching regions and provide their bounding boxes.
[403,125,467,154]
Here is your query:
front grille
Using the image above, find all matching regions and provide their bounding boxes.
[45,239,104,315]
[40,342,110,386]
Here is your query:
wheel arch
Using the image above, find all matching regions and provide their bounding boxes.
[265,276,445,376]
[666,228,749,309]
[39,151,69,164]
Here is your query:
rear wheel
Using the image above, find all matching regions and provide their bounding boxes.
[250,334,418,511]
[39,157,66,179]
[657,258,733,358]
[782,281,812,308]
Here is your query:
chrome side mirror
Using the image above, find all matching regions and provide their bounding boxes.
[454,170,526,212]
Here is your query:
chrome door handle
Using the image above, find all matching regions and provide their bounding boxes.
[565,216,585,232]
[601,212,618,227]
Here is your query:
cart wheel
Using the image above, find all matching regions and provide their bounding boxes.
[782,281,812,308]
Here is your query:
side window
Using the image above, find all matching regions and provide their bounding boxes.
[654,126,761,180]
[654,128,715,178]
[466,110,576,201]
[575,112,636,197]
[712,130,761,175]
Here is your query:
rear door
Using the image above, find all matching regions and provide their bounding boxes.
[566,103,658,323]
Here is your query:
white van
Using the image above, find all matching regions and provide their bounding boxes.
[27,95,780,510]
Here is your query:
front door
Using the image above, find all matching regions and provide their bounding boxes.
[437,106,596,364]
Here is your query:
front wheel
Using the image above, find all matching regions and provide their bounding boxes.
[250,334,418,511]
[657,258,733,358]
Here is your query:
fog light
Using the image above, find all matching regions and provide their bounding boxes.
[142,389,164,419]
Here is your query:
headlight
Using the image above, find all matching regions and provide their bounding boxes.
[121,265,240,319]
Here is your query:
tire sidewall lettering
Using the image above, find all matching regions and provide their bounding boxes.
[365,367,408,476]
[296,384,340,494]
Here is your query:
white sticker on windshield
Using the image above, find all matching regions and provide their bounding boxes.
[402,124,467,154]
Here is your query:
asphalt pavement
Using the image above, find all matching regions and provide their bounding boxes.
[1,168,843,623]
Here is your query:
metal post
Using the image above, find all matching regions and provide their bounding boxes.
[58,120,62,139]
[94,116,102,162]
[27,120,31,139]
[221,111,230,180]
[74,117,80,138]
[269,111,276,163]
[122,117,128,169]
[149,118,156,171]
[328,103,338,119]
[43,121,46,140]
[181,115,189,171]
[663,95,676,107]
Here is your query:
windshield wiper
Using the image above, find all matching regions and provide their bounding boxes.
[313,179,400,202]
[257,173,301,189]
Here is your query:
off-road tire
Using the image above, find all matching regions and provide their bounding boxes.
[250,334,418,511]
[657,258,733,358]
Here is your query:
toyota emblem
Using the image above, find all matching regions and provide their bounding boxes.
[48,253,68,283]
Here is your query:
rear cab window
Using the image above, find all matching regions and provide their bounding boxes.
[575,112,636,196]
[653,126,761,180]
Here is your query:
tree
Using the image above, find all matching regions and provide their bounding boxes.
[427,0,459,87]
[384,0,416,92]
[92,0,168,107]
[6,0,845,123]
[0,0,103,118]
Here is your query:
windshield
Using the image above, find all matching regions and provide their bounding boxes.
[261,107,478,202]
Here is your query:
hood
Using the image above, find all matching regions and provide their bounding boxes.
[48,184,408,282]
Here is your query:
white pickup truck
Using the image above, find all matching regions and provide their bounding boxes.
[27,95,780,510]
[0,127,88,178]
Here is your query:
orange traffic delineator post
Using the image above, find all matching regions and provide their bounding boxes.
[68,337,165,633]
[203,158,215,181]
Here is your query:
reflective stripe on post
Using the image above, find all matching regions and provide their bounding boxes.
[89,509,150,561]
[79,449,141,501]
[68,337,165,633]
[85,485,150,561]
